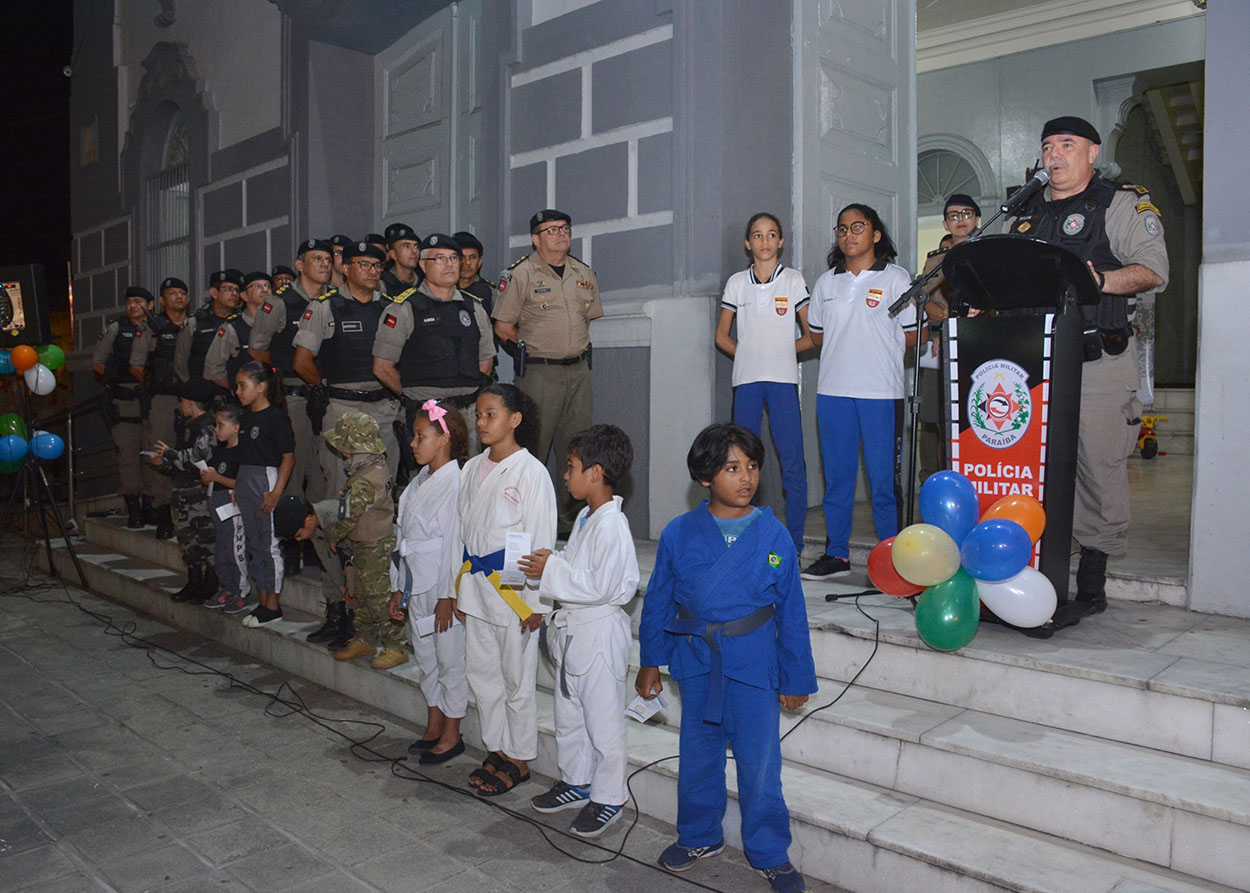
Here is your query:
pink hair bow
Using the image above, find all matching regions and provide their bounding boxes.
[422,399,449,435]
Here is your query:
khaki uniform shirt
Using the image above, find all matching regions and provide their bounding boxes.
[491,254,603,359]
[202,309,257,382]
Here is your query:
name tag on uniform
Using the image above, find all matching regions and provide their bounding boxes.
[340,321,363,333]
[534,287,551,294]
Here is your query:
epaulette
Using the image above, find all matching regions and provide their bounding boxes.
[458,288,483,304]
[505,255,528,272]
[275,284,290,296]
[482,276,497,289]
[926,247,949,258]
[316,287,339,301]
[1119,183,1150,196]
[390,287,418,305]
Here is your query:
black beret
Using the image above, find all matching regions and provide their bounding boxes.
[177,378,225,407]
[296,238,333,257]
[124,286,155,302]
[210,269,245,288]
[328,234,353,248]
[343,241,387,263]
[944,194,981,217]
[271,265,296,279]
[529,209,571,233]
[243,271,272,288]
[452,231,483,254]
[365,233,386,246]
[159,277,188,293]
[1041,116,1101,145]
[272,495,312,539]
[419,233,461,255]
[384,222,419,244]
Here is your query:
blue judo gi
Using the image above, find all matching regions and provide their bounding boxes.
[639,503,817,870]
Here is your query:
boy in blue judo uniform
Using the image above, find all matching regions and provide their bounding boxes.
[635,423,817,893]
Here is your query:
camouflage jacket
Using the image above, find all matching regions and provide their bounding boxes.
[161,413,216,489]
[327,456,394,547]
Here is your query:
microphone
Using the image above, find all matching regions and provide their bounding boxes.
[1001,168,1050,215]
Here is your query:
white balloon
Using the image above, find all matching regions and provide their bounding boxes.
[24,363,56,396]
[976,567,1057,628]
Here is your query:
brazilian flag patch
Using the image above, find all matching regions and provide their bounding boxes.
[768,551,782,568]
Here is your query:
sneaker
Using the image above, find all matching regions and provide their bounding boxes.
[570,801,622,838]
[658,839,724,872]
[800,555,851,580]
[242,606,283,628]
[224,593,248,614]
[758,862,807,892]
[530,781,590,814]
[203,591,229,610]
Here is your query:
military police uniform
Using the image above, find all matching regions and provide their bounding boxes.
[492,210,603,526]
[380,222,424,297]
[201,308,255,386]
[292,244,400,495]
[174,269,244,384]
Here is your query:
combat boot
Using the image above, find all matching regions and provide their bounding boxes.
[326,608,356,650]
[124,494,144,529]
[1075,547,1109,614]
[307,601,346,644]
[141,495,159,527]
[155,504,174,540]
[192,566,219,604]
[172,565,203,602]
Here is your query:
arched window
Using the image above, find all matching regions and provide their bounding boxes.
[917,148,982,213]
[145,108,190,287]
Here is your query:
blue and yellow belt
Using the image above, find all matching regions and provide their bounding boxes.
[455,547,533,620]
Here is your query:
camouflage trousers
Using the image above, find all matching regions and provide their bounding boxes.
[172,485,214,568]
[350,535,403,650]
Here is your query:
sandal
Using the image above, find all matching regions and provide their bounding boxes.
[477,759,530,797]
[468,752,507,788]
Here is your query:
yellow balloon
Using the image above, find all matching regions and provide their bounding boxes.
[892,523,962,587]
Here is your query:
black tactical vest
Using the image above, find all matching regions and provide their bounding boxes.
[318,290,387,384]
[396,290,483,389]
[146,313,182,394]
[189,306,234,380]
[106,318,142,388]
[225,314,253,383]
[267,286,308,375]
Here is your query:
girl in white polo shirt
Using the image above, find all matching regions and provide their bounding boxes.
[714,213,813,553]
[802,205,921,580]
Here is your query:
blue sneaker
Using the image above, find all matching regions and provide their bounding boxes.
[530,781,589,813]
[570,801,622,838]
[658,839,725,872]
[759,862,807,892]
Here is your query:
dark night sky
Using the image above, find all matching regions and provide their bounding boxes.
[0,3,73,313]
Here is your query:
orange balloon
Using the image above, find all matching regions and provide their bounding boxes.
[981,494,1046,544]
[9,345,38,372]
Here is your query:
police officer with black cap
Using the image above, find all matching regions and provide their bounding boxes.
[373,233,495,447]
[93,286,158,528]
[128,276,190,538]
[203,271,272,389]
[174,269,242,385]
[453,230,495,317]
[1005,115,1168,621]
[251,239,333,503]
[492,208,603,531]
[328,234,352,288]
[380,222,423,297]
[271,265,296,293]
[293,240,401,495]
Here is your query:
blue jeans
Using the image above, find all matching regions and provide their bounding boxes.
[815,394,902,558]
[733,381,808,551]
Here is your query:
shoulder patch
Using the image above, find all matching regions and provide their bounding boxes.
[391,287,417,305]
[1120,183,1150,196]
[1135,200,1160,216]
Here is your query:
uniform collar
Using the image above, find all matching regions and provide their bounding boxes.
[832,256,889,275]
[748,263,785,285]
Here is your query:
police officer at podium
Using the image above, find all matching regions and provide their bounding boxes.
[1004,116,1168,619]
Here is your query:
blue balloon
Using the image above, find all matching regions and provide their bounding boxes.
[0,350,13,375]
[960,518,1033,582]
[31,432,65,460]
[919,470,981,546]
[0,434,28,462]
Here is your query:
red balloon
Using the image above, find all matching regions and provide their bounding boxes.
[867,537,925,597]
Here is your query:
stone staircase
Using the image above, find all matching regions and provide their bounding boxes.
[1148,387,1195,457]
[37,516,1249,892]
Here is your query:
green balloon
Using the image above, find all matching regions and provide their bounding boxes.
[37,344,66,372]
[0,413,27,440]
[0,456,23,475]
[915,569,980,652]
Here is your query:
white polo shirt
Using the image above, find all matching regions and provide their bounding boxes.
[807,258,916,399]
[721,264,809,387]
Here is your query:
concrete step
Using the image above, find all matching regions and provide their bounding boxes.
[35,538,1237,893]
[1156,432,1194,456]
[1153,388,1195,412]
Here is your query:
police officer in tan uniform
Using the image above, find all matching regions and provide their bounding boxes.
[492,209,603,530]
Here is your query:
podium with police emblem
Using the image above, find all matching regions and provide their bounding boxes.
[939,235,1101,611]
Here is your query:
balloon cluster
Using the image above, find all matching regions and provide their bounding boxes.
[867,471,1055,651]
[0,344,68,475]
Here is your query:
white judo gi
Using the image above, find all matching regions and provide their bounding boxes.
[391,461,467,719]
[452,448,556,760]
[538,495,640,806]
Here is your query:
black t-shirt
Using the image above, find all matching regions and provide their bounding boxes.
[235,405,295,467]
[210,442,241,482]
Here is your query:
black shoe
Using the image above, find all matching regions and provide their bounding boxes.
[172,565,203,602]
[307,601,347,644]
[155,504,174,540]
[419,739,465,765]
[1075,547,1109,614]
[124,495,144,529]
[800,555,852,580]
[191,566,218,604]
[326,609,356,650]
[141,496,159,527]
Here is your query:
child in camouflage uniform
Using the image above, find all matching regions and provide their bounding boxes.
[151,379,222,603]
[322,412,402,669]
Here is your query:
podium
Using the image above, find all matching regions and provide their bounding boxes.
[940,235,1101,608]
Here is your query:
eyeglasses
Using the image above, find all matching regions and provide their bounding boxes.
[835,221,870,237]
[351,261,383,271]
[422,254,461,266]
[536,224,571,236]
[945,209,977,221]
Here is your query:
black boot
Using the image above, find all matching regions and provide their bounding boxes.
[125,495,144,529]
[172,565,202,602]
[326,607,356,650]
[191,566,218,604]
[1075,547,1109,614]
[155,504,174,540]
[283,540,302,578]
[307,601,346,644]
[142,495,159,527]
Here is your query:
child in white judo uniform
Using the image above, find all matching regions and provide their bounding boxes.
[389,399,470,765]
[518,424,640,838]
[453,383,556,796]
